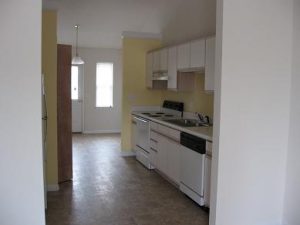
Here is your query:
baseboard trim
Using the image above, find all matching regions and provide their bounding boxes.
[47,184,59,192]
[121,150,136,157]
[83,129,121,134]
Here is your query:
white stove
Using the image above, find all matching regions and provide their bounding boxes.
[132,101,184,169]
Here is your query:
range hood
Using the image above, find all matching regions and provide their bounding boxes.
[152,71,168,81]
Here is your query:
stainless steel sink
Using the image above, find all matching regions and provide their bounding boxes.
[165,119,208,127]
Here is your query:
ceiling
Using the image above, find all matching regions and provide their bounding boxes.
[43,0,185,49]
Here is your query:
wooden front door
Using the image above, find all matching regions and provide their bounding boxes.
[57,44,73,183]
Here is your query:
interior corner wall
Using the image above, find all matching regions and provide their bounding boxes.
[283,1,300,224]
[161,0,216,45]
[121,38,162,151]
[211,1,293,225]
[42,11,58,187]
[76,47,122,133]
[0,0,45,224]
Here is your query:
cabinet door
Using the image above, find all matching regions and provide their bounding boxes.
[153,51,160,72]
[146,53,153,88]
[165,137,181,184]
[160,49,168,71]
[167,46,177,89]
[190,39,205,68]
[157,134,168,174]
[205,37,215,91]
[177,43,190,70]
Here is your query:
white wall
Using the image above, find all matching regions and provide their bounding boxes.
[283,1,300,225]
[0,1,45,225]
[211,1,293,225]
[161,0,216,45]
[76,48,122,133]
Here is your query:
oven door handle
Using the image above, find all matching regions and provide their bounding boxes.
[134,116,149,123]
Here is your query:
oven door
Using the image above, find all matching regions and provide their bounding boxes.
[133,116,150,153]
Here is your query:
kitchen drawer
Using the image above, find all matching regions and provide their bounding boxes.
[158,124,180,142]
[150,139,158,149]
[150,121,158,131]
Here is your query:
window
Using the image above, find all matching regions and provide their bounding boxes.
[96,63,114,107]
[71,66,79,100]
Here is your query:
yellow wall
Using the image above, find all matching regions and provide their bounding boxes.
[121,38,162,151]
[161,74,214,117]
[42,11,58,186]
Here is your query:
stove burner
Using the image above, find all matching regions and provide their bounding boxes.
[164,115,174,117]
[142,112,151,115]
[149,115,161,117]
[155,112,165,115]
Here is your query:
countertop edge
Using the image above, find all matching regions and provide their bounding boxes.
[132,112,213,142]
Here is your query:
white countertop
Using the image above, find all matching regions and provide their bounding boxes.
[132,112,213,142]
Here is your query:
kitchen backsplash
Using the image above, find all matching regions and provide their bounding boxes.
[161,73,214,118]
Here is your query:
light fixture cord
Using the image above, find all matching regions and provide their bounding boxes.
[75,25,79,57]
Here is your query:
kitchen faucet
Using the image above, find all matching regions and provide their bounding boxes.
[196,112,210,125]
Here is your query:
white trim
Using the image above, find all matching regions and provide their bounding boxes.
[47,184,59,192]
[122,31,162,40]
[121,150,136,157]
[83,129,121,134]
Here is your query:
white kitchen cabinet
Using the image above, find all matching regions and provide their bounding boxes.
[160,48,168,71]
[205,37,216,92]
[153,51,160,72]
[167,46,177,89]
[157,134,168,173]
[154,124,181,184]
[146,53,153,88]
[190,39,205,69]
[164,137,181,184]
[177,43,190,70]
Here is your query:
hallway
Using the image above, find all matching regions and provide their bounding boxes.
[46,134,209,225]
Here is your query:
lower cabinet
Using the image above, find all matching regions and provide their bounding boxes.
[159,135,181,184]
[150,123,181,185]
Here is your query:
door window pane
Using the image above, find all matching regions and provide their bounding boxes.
[71,66,79,100]
[96,63,113,107]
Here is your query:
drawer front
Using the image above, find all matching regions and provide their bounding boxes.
[150,121,158,131]
[158,124,180,142]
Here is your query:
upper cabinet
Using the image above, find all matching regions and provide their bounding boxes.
[146,49,168,89]
[146,52,153,88]
[152,51,160,72]
[177,43,190,70]
[146,36,216,92]
[153,48,168,72]
[205,37,216,92]
[160,48,168,71]
[190,39,205,69]
[167,46,177,90]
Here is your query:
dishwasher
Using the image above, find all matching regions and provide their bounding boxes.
[180,132,206,206]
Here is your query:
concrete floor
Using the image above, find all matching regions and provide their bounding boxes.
[46,134,209,225]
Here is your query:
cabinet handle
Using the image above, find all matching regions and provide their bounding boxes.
[150,138,158,143]
[150,147,158,153]
[132,121,137,125]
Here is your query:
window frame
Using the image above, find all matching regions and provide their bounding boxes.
[95,62,114,108]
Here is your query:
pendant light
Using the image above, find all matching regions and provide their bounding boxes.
[72,25,84,65]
